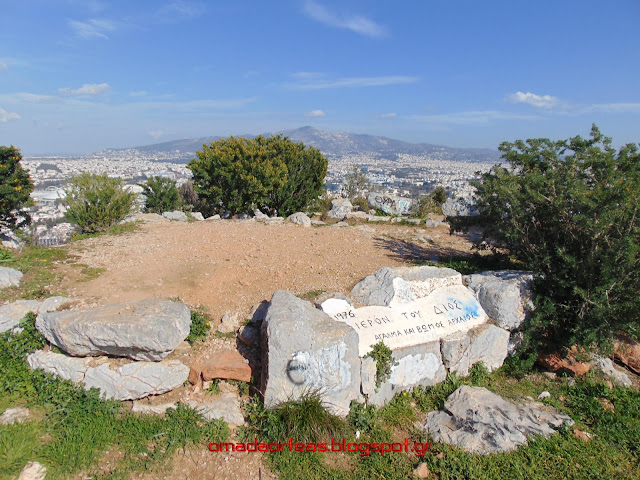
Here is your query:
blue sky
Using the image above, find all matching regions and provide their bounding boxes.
[1,0,639,154]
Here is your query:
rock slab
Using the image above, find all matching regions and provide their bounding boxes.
[0,266,23,289]
[287,212,311,227]
[35,299,191,361]
[260,290,360,416]
[424,385,574,454]
[189,349,252,388]
[187,393,244,425]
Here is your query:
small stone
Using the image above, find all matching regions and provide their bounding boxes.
[537,351,591,377]
[573,428,594,442]
[413,463,430,478]
[206,214,221,221]
[0,266,23,289]
[218,312,241,334]
[537,391,551,400]
[191,212,205,221]
[162,210,188,222]
[18,461,46,480]
[189,349,252,388]
[287,212,312,227]
[0,406,30,425]
[238,325,260,346]
[542,372,557,379]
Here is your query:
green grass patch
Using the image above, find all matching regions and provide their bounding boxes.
[70,220,141,242]
[0,246,68,301]
[77,264,106,282]
[419,253,522,275]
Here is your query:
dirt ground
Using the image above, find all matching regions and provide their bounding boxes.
[59,215,477,480]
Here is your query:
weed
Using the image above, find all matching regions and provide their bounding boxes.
[186,310,211,345]
[228,379,250,396]
[207,379,221,395]
[364,341,398,390]
[347,402,379,434]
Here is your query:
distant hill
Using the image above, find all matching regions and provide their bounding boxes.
[119,127,500,163]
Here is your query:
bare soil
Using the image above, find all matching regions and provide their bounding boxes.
[58,215,477,480]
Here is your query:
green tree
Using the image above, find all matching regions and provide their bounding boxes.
[63,173,136,233]
[0,146,34,231]
[468,125,640,351]
[139,176,181,214]
[187,135,327,216]
[343,165,370,199]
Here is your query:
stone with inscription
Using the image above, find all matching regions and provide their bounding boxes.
[362,341,446,406]
[328,283,488,357]
[260,290,360,416]
[367,192,413,216]
[350,265,461,307]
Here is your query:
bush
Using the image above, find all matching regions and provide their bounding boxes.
[187,135,328,216]
[468,125,640,352]
[343,165,371,199]
[178,180,206,214]
[138,176,181,214]
[63,173,136,233]
[415,186,447,217]
[0,146,34,231]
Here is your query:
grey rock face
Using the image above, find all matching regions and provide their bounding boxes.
[328,199,352,219]
[287,212,312,227]
[35,299,191,361]
[423,385,574,454]
[238,325,260,346]
[260,290,361,416]
[191,212,205,221]
[187,393,244,425]
[440,324,510,375]
[464,271,534,331]
[0,300,43,334]
[0,267,23,289]
[594,356,632,387]
[367,192,413,216]
[441,197,478,217]
[27,350,189,400]
[162,210,188,222]
[362,341,446,406]
[350,265,461,307]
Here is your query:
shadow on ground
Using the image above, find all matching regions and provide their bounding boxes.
[373,235,472,263]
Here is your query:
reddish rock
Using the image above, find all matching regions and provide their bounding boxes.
[613,334,640,375]
[189,349,252,388]
[537,351,591,377]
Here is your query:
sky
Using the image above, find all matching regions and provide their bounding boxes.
[1,0,639,154]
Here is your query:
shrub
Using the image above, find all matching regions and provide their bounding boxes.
[178,180,206,214]
[63,173,136,233]
[365,341,398,390]
[343,165,371,199]
[138,176,181,213]
[187,135,327,216]
[415,186,447,217]
[467,125,640,352]
[0,146,34,231]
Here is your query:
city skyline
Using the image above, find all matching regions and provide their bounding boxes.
[1,0,639,154]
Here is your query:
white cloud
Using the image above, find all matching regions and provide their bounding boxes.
[411,110,540,125]
[506,91,562,109]
[0,108,20,123]
[304,109,326,118]
[68,18,117,39]
[376,112,397,118]
[59,83,110,96]
[0,63,7,73]
[287,74,418,90]
[147,129,173,139]
[302,0,387,38]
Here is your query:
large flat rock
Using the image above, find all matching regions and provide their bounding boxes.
[27,350,189,400]
[423,385,573,454]
[35,299,191,361]
[441,324,510,375]
[260,290,360,416]
[0,267,23,289]
[367,192,412,216]
[0,297,73,334]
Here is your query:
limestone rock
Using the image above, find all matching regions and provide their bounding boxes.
[132,401,177,415]
[27,350,189,400]
[0,266,23,289]
[464,271,534,331]
[188,349,252,388]
[327,199,352,219]
[0,300,43,334]
[187,393,244,425]
[423,385,574,454]
[330,221,349,227]
[191,212,205,221]
[206,214,221,221]
[345,211,371,221]
[83,360,189,400]
[260,290,361,416]
[238,325,260,346]
[368,216,391,222]
[162,210,188,222]
[0,406,30,425]
[314,292,354,310]
[441,197,478,217]
[218,312,241,334]
[613,333,640,375]
[39,296,73,313]
[35,299,191,361]
[350,265,461,307]
[18,461,46,480]
[287,212,311,227]
[594,356,632,387]
[254,209,269,219]
[310,219,325,226]
[413,463,431,479]
[367,192,412,216]
[362,342,446,406]
[441,324,510,376]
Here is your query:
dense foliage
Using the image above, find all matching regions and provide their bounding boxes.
[469,125,639,351]
[0,146,34,231]
[138,176,181,214]
[187,135,328,216]
[63,173,136,233]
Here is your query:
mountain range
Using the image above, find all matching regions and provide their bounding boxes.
[119,127,500,163]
